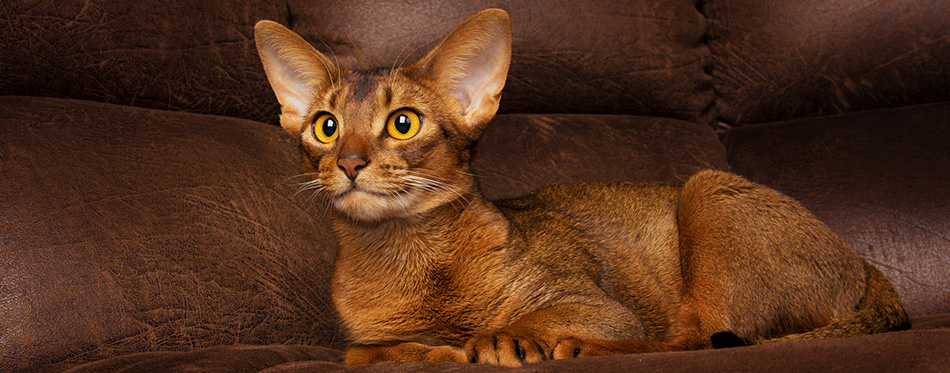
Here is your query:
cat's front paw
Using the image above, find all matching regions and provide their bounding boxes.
[552,337,610,359]
[465,330,551,366]
[553,337,671,359]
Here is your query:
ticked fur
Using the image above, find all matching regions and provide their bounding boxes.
[255,9,909,367]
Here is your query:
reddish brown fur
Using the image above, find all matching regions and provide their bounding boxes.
[255,9,910,367]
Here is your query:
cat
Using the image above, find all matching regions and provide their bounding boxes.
[254,9,910,367]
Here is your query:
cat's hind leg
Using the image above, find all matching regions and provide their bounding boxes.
[757,261,910,344]
[669,170,881,344]
[556,170,896,359]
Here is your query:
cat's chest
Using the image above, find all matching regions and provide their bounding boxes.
[332,254,510,345]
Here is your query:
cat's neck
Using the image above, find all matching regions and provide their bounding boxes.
[328,191,510,280]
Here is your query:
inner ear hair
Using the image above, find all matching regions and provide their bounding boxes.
[410,9,512,139]
[255,20,341,135]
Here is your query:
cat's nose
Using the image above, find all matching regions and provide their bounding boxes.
[337,156,368,181]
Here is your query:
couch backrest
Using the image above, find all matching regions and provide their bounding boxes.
[0,0,286,124]
[706,0,950,125]
[2,0,713,124]
[5,0,947,127]
[285,0,713,122]
[0,97,343,369]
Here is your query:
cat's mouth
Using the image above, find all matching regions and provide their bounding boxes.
[337,183,407,199]
[340,187,392,200]
[327,173,468,222]
[330,182,417,222]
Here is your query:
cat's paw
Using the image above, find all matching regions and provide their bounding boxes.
[424,345,468,363]
[465,330,551,366]
[553,337,674,359]
[552,337,611,359]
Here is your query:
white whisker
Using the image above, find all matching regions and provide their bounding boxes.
[455,169,478,178]
[284,172,333,219]
[398,171,473,212]
[390,26,428,86]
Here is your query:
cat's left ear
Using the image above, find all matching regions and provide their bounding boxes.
[411,9,512,139]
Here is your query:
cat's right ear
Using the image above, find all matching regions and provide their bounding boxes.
[411,9,512,140]
[255,20,340,135]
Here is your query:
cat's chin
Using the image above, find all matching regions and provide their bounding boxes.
[331,188,417,222]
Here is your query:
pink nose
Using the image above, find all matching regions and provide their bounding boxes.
[337,156,368,180]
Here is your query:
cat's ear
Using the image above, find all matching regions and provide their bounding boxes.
[255,20,340,135]
[412,9,512,139]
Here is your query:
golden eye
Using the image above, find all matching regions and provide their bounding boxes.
[312,113,339,143]
[386,109,421,140]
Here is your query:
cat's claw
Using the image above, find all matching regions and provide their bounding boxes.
[553,338,599,359]
[466,330,551,366]
[554,337,676,358]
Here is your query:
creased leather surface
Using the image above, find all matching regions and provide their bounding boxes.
[287,0,713,122]
[0,0,287,124]
[725,102,950,315]
[706,0,950,125]
[0,97,343,370]
[473,114,730,200]
[65,345,342,373]
[62,314,950,372]
[4,0,950,370]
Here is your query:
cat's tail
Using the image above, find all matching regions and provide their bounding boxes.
[712,262,910,349]
[764,261,911,344]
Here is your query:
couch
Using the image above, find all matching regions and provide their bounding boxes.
[2,0,948,371]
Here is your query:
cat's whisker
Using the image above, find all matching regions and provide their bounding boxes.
[284,172,334,219]
[293,178,326,198]
[302,189,329,217]
[400,174,472,211]
[404,169,459,184]
[289,179,331,220]
[283,172,322,185]
[390,24,429,85]
[455,169,478,178]
[311,36,344,82]
[405,171,470,196]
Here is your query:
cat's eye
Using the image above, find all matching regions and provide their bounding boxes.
[386,109,421,140]
[312,113,339,143]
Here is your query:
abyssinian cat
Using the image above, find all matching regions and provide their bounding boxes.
[255,9,909,367]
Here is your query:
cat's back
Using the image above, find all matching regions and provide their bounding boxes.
[492,181,683,270]
[493,181,681,231]
[491,182,686,338]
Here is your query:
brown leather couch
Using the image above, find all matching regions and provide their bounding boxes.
[2,1,948,371]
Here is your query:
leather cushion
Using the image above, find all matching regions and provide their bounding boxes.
[287,0,714,122]
[0,0,286,124]
[706,0,950,125]
[0,97,341,368]
[474,114,730,200]
[725,102,950,315]
[62,314,950,372]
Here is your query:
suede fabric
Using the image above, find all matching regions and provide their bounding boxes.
[706,0,950,125]
[57,314,950,372]
[285,0,713,122]
[473,114,729,200]
[725,102,950,316]
[0,97,342,370]
[0,0,287,124]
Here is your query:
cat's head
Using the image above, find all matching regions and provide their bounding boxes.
[255,9,511,222]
